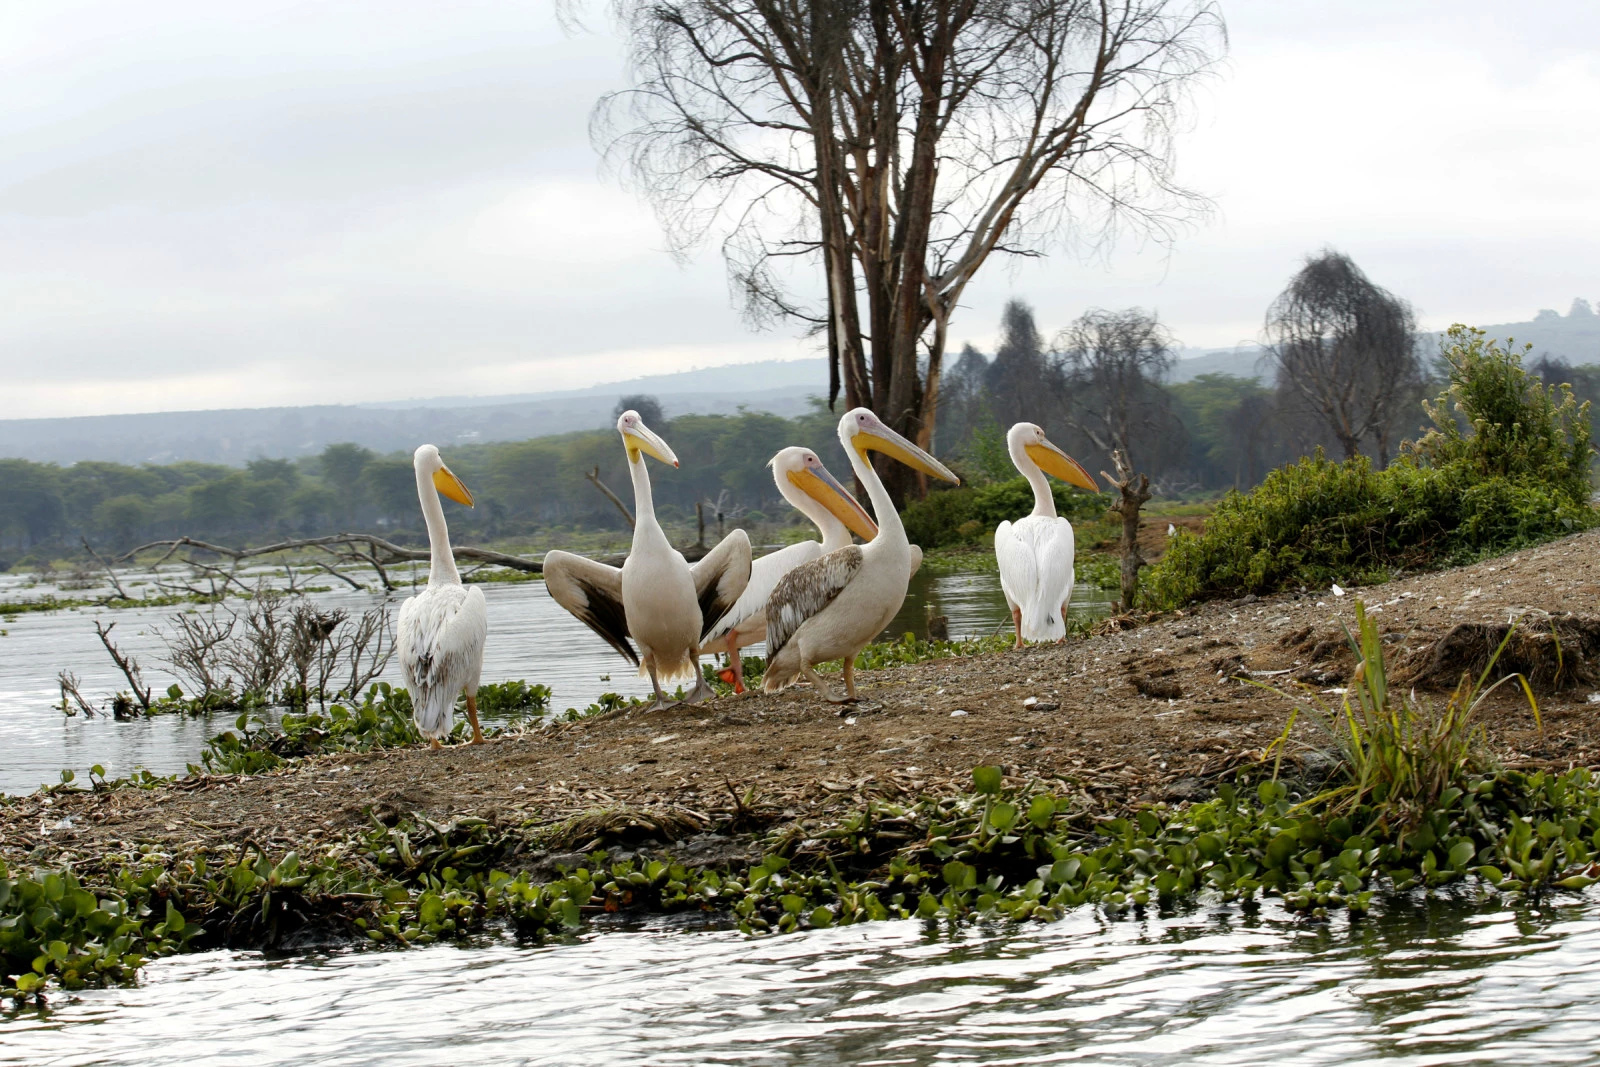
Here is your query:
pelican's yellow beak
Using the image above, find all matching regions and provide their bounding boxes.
[624,422,679,467]
[854,420,960,484]
[1025,440,1098,492]
[789,464,878,541]
[432,466,475,507]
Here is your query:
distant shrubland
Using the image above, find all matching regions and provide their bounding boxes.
[1141,328,1597,609]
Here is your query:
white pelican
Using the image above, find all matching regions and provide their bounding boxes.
[703,446,879,693]
[396,444,488,747]
[763,408,959,702]
[994,422,1099,648]
[544,410,752,711]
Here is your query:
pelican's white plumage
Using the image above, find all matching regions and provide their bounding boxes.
[396,445,488,745]
[762,408,959,702]
[703,446,877,692]
[544,411,752,711]
[994,422,1098,646]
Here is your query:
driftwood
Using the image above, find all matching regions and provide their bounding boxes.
[101,533,711,588]
[113,534,546,584]
[1100,449,1152,613]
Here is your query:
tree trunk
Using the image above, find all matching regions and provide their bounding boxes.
[1101,449,1152,613]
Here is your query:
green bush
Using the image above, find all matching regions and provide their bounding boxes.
[902,478,1106,549]
[1141,328,1595,609]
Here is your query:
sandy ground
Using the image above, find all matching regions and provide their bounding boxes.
[5,527,1599,868]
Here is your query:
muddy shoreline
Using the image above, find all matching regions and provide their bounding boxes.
[6,529,1600,870]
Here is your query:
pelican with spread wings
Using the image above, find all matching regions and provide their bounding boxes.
[397,445,488,747]
[544,410,752,711]
[762,408,959,702]
[994,422,1099,647]
[703,446,878,693]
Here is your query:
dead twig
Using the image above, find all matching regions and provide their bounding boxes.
[93,620,152,712]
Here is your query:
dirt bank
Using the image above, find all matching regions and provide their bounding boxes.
[6,529,1600,868]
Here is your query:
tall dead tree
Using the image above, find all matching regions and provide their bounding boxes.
[1264,250,1421,466]
[593,0,1223,503]
[1056,308,1178,609]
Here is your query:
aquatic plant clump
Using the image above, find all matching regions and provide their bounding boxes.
[11,752,1600,1008]
[194,680,552,775]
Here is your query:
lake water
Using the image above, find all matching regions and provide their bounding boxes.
[6,569,1600,1062]
[6,893,1600,1065]
[0,562,1110,795]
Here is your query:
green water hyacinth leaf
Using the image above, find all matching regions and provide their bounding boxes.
[1028,794,1056,830]
[986,802,1019,835]
[1449,841,1476,868]
[972,766,1003,795]
[942,861,977,890]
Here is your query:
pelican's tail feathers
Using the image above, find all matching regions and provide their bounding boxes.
[1020,595,1068,642]
[413,685,456,740]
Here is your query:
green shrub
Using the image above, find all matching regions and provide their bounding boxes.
[1141,328,1595,609]
[1412,326,1593,497]
[902,478,1106,549]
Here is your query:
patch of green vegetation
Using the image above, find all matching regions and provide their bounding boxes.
[194,681,553,774]
[14,750,1600,1005]
[902,478,1107,550]
[464,568,544,584]
[1142,328,1596,610]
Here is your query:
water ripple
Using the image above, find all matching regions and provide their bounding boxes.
[7,893,1600,1066]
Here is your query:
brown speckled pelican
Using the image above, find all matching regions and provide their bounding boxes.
[762,408,958,702]
[703,446,879,693]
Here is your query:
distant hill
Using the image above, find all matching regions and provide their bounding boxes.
[1169,346,1270,384]
[0,359,830,466]
[1422,301,1600,364]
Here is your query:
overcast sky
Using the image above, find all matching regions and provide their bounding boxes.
[3,1,1597,418]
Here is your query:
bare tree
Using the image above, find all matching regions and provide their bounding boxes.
[1055,306,1182,468]
[1264,250,1421,466]
[592,0,1223,503]
[1055,307,1178,608]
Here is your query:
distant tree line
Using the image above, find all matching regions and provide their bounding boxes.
[5,249,1596,564]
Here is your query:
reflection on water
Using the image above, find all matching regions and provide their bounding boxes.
[0,563,1111,794]
[6,893,1600,1066]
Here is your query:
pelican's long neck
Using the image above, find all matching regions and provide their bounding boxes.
[627,453,666,549]
[780,476,852,553]
[845,438,905,547]
[1010,436,1056,519]
[417,466,460,585]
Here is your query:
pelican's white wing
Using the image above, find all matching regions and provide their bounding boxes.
[703,539,821,645]
[766,545,864,658]
[689,529,753,642]
[996,515,1076,641]
[543,550,637,666]
[397,583,488,738]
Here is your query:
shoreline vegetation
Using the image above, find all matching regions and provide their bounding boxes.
[8,526,1600,1006]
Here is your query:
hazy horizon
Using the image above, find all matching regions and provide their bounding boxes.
[3,1,1597,419]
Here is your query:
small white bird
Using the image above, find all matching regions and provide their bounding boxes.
[396,445,488,747]
[703,446,879,693]
[994,423,1099,648]
[545,411,752,711]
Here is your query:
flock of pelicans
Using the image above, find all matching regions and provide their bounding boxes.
[397,408,1099,746]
